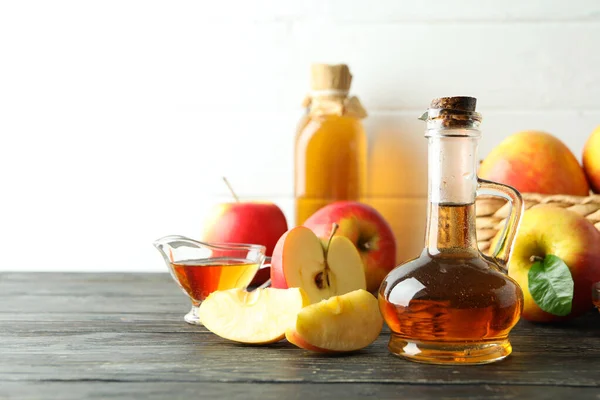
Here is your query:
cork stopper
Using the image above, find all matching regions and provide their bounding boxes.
[422,96,481,131]
[430,96,477,112]
[310,64,353,92]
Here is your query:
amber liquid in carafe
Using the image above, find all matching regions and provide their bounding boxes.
[379,203,523,363]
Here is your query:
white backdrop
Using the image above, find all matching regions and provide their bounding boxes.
[1,0,599,272]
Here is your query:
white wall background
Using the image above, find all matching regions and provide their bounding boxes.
[1,0,599,272]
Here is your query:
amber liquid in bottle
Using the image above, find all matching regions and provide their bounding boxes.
[295,114,366,225]
[379,203,523,360]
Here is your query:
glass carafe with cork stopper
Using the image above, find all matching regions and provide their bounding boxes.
[294,63,367,225]
[378,97,525,365]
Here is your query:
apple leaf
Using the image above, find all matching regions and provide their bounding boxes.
[528,255,574,317]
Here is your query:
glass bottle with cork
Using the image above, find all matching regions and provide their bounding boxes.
[378,96,525,364]
[294,64,367,225]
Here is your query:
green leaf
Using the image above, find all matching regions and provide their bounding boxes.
[528,255,574,317]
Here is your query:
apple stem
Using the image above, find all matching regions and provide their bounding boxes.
[530,255,545,263]
[222,177,240,203]
[324,223,339,259]
[321,223,339,289]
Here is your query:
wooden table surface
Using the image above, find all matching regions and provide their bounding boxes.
[1,273,599,399]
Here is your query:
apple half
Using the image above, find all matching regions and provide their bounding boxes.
[198,287,310,344]
[286,289,383,353]
[271,226,367,304]
[303,201,397,293]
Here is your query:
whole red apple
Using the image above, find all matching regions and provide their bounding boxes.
[479,131,589,196]
[303,201,397,292]
[583,125,600,193]
[496,206,600,322]
[201,202,288,285]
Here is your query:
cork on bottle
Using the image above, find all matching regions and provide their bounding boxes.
[306,63,367,119]
[310,64,353,92]
[430,96,477,112]
[424,96,481,128]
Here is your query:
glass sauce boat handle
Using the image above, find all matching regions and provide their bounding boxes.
[476,178,524,272]
[255,257,272,290]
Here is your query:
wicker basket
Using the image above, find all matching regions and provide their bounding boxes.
[476,193,600,253]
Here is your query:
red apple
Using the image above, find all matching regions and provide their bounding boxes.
[494,206,600,322]
[303,201,397,292]
[583,125,600,193]
[201,202,288,285]
[270,226,366,304]
[479,131,589,196]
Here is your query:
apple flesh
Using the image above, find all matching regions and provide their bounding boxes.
[201,201,288,285]
[303,201,397,293]
[270,226,366,304]
[285,289,383,353]
[495,206,600,322]
[479,131,589,196]
[198,287,310,344]
[583,125,600,193]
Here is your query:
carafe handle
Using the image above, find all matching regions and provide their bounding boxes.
[476,178,524,271]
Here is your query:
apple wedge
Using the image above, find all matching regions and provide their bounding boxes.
[286,289,383,353]
[271,225,367,304]
[198,287,310,344]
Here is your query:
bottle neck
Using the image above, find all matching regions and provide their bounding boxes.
[425,133,480,255]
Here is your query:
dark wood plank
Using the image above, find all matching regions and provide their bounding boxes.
[1,272,600,399]
[0,294,189,314]
[2,382,599,400]
[2,333,599,386]
[0,273,189,313]
[0,272,173,296]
